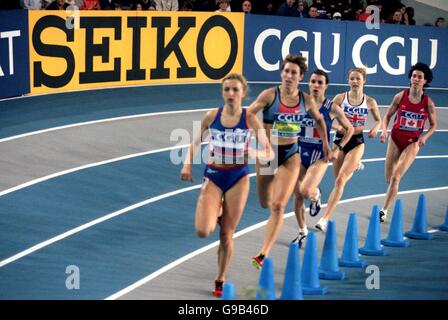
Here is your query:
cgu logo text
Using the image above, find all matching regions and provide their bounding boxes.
[30,13,241,90]
[254,29,438,75]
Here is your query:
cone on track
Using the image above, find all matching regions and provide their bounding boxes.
[339,213,366,268]
[381,199,410,247]
[256,258,275,300]
[359,205,388,256]
[319,220,345,280]
[404,194,434,240]
[438,208,448,232]
[280,242,304,300]
[301,232,327,295]
[222,282,236,300]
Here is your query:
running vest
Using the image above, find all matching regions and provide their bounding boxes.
[209,107,251,165]
[263,87,307,138]
[392,89,429,137]
[299,98,333,147]
[342,92,369,127]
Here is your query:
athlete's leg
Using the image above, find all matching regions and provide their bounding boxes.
[321,144,365,222]
[256,159,275,208]
[332,148,346,178]
[294,164,308,230]
[215,175,250,282]
[300,159,329,201]
[195,178,224,238]
[384,137,402,185]
[258,154,300,257]
[383,142,419,212]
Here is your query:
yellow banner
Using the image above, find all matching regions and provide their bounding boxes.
[29,11,244,94]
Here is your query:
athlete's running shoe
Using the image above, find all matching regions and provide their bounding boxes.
[291,234,307,248]
[309,188,322,217]
[212,280,224,298]
[379,209,387,223]
[251,254,265,270]
[315,217,328,232]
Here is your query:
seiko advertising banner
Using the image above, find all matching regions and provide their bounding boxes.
[243,14,448,88]
[0,10,30,98]
[28,11,244,95]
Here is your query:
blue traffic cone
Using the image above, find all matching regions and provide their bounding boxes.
[256,258,276,300]
[404,194,434,240]
[319,220,345,280]
[222,282,236,300]
[339,213,366,268]
[381,199,410,247]
[438,208,448,232]
[302,232,327,295]
[280,242,304,300]
[359,205,388,256]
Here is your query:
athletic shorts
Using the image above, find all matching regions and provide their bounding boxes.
[203,164,249,194]
[298,144,324,169]
[334,132,364,154]
[390,128,419,153]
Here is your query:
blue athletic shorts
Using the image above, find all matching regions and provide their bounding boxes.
[203,164,250,194]
[298,144,324,169]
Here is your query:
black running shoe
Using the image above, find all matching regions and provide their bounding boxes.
[309,188,322,217]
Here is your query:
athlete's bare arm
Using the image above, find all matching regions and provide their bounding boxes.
[180,110,216,181]
[331,102,354,151]
[367,96,382,138]
[380,92,403,143]
[248,88,276,115]
[418,97,437,146]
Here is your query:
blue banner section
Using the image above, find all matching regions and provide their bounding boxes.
[243,15,448,88]
[0,10,30,99]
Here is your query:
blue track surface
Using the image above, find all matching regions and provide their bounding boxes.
[0,134,447,299]
[1,84,447,139]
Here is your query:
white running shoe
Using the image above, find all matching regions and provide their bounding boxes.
[315,218,328,232]
[379,209,387,223]
[309,188,322,217]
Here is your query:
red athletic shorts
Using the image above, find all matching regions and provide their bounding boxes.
[390,129,419,153]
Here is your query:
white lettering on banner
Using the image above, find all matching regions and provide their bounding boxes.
[352,34,378,74]
[254,29,281,71]
[379,36,405,75]
[254,29,439,75]
[282,30,309,64]
[254,30,340,72]
[0,30,21,77]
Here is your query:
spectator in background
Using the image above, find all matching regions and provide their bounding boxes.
[332,11,342,21]
[435,17,445,28]
[277,0,297,17]
[154,0,178,11]
[296,1,309,18]
[312,0,328,18]
[389,9,404,24]
[242,0,251,14]
[21,0,42,9]
[46,0,69,9]
[308,5,320,19]
[81,0,100,9]
[216,0,230,12]
[404,6,415,25]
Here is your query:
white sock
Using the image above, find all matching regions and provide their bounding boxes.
[381,208,388,214]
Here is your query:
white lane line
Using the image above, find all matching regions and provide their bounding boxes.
[0,143,201,197]
[1,155,447,268]
[1,150,447,198]
[1,106,447,143]
[0,184,203,268]
[105,186,448,300]
[0,108,213,143]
